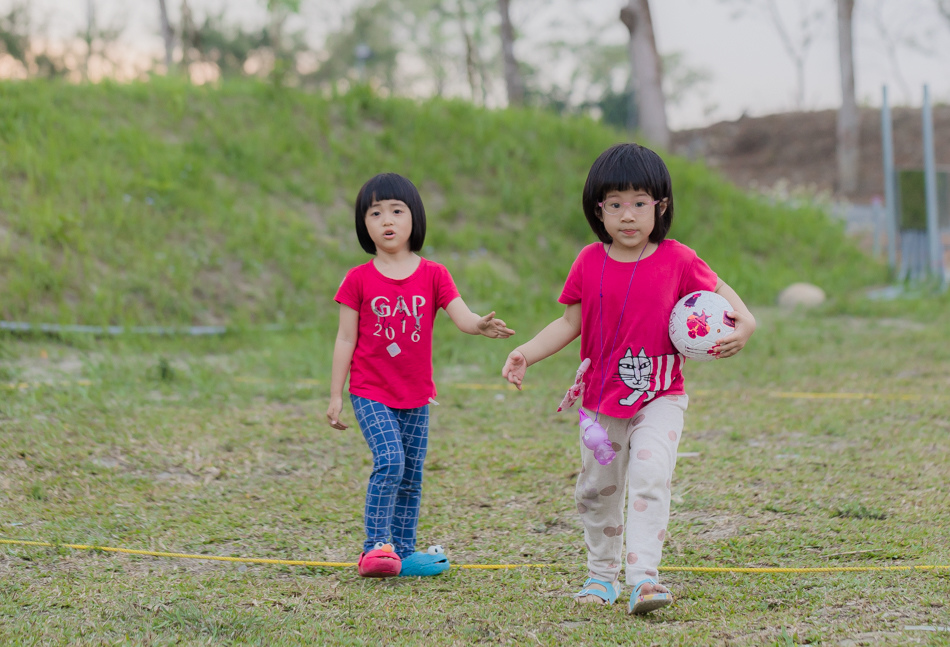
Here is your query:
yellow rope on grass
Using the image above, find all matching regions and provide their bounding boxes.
[0,539,355,567]
[3,539,949,573]
[661,565,950,573]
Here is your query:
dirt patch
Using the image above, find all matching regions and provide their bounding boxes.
[670,510,742,541]
[671,106,950,203]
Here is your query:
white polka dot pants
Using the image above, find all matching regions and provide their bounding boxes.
[574,395,686,587]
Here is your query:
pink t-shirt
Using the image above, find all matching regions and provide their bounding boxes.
[335,257,460,409]
[559,239,718,418]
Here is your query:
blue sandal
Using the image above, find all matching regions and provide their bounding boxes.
[398,545,451,577]
[574,577,619,605]
[628,578,673,614]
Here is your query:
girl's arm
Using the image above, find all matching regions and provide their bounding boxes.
[714,279,756,358]
[444,297,515,338]
[327,304,359,430]
[502,302,582,390]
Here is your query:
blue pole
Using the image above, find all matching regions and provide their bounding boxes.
[881,86,897,270]
[872,197,883,257]
[921,85,945,283]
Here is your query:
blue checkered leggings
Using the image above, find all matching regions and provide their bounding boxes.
[350,395,429,559]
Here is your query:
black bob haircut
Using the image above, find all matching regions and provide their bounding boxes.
[354,173,427,254]
[581,143,674,245]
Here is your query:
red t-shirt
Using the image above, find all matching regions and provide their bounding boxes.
[559,240,718,418]
[335,257,460,409]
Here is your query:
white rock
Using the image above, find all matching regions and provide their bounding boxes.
[777,282,826,308]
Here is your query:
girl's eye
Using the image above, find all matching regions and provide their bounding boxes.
[634,202,649,208]
[607,202,622,210]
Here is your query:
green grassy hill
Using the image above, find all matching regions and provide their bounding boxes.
[0,79,887,330]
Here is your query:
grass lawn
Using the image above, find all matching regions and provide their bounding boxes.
[1,305,949,646]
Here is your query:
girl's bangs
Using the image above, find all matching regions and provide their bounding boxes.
[601,162,665,197]
[364,174,414,205]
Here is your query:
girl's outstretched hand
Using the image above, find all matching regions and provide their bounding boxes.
[326,396,348,430]
[714,309,756,359]
[477,311,515,338]
[502,349,527,390]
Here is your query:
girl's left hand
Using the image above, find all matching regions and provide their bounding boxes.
[713,309,756,359]
[477,311,515,338]
[327,396,348,430]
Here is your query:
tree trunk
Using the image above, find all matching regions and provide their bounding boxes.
[456,1,481,103]
[619,0,669,150]
[158,0,174,72]
[179,0,195,70]
[765,0,807,109]
[498,0,524,106]
[836,0,860,196]
[83,0,96,81]
[462,30,479,101]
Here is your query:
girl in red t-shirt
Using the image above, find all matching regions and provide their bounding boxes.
[328,173,514,578]
[502,143,756,614]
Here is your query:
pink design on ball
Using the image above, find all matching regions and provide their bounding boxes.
[670,290,734,361]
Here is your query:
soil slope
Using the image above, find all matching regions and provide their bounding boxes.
[671,107,950,204]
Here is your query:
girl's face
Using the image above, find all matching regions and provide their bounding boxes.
[365,199,413,254]
[598,188,667,258]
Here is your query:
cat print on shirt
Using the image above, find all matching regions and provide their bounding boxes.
[617,347,655,406]
[616,347,682,407]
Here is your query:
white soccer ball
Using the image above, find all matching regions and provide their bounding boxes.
[668,290,736,361]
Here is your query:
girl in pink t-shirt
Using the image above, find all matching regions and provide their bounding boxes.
[328,173,514,578]
[502,143,755,614]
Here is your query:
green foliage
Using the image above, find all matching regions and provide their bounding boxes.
[186,13,269,77]
[311,2,401,89]
[0,2,29,63]
[0,2,69,78]
[0,79,886,329]
[267,0,301,11]
[897,168,950,230]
